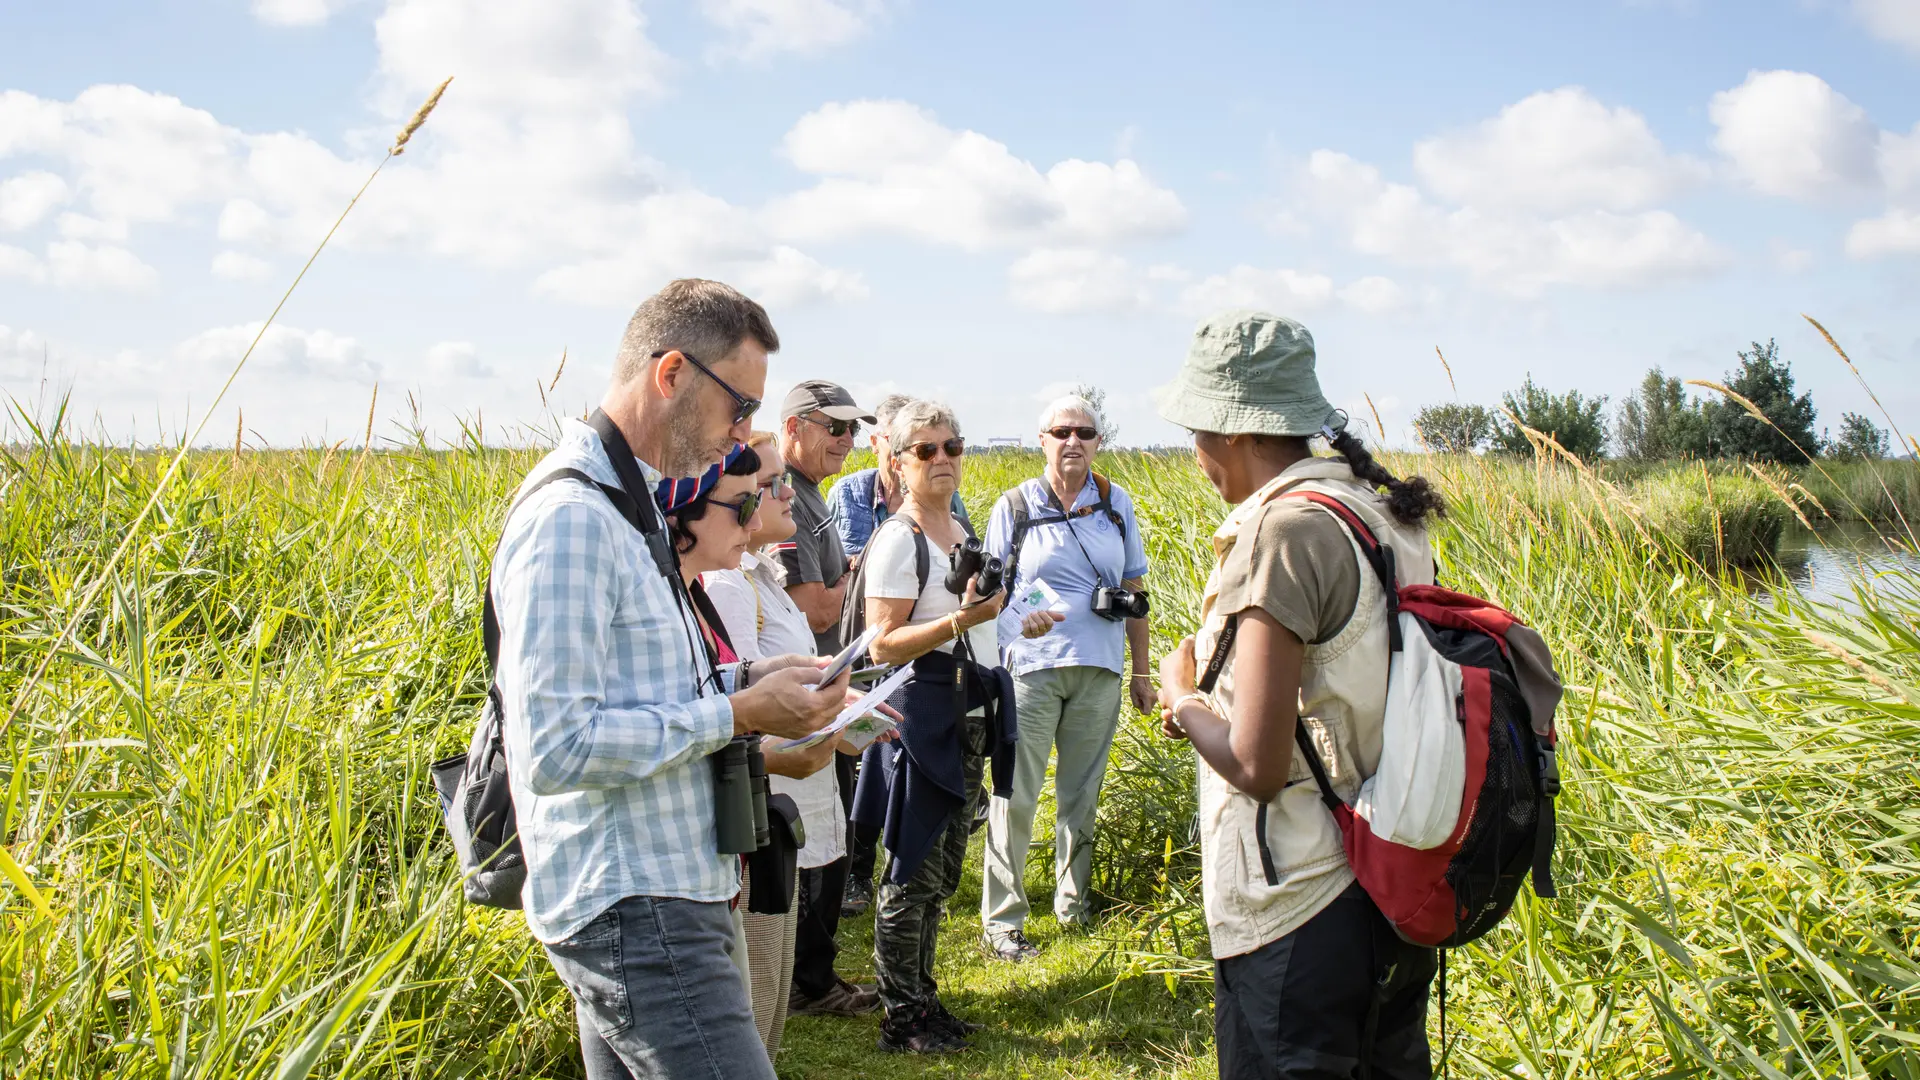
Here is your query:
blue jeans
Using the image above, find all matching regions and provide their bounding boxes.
[544,895,775,1080]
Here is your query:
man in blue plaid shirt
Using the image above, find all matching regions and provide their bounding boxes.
[492,279,851,1079]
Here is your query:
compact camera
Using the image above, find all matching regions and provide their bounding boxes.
[946,538,1005,599]
[1091,586,1150,622]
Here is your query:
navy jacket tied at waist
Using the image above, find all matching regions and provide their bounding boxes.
[851,650,1017,884]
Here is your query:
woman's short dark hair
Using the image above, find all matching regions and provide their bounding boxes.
[668,445,762,554]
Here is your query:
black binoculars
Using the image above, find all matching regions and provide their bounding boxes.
[945,538,1004,599]
[712,734,771,854]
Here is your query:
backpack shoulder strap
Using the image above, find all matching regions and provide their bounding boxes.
[891,511,932,600]
[1090,471,1124,532]
[482,468,623,674]
[1278,490,1402,652]
[1195,613,1341,811]
[1003,485,1036,586]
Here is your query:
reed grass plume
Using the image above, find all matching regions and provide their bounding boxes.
[391,77,452,156]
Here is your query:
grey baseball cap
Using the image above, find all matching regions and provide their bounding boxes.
[1156,310,1339,437]
[780,380,876,423]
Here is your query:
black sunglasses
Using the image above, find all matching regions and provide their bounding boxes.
[654,350,760,425]
[896,438,966,461]
[802,413,861,439]
[1045,426,1099,442]
[707,491,763,528]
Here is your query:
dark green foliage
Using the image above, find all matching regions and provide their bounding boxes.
[1614,368,1712,460]
[1413,402,1496,454]
[1492,375,1609,460]
[1828,412,1890,462]
[1703,340,1820,464]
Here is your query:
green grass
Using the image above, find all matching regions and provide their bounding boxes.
[3,430,1917,1079]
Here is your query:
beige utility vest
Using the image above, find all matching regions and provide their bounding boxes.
[1193,458,1435,959]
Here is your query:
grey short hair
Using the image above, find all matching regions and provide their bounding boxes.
[1038,394,1102,436]
[873,393,915,432]
[613,278,780,383]
[886,399,962,452]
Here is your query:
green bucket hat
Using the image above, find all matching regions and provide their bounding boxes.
[1156,310,1339,437]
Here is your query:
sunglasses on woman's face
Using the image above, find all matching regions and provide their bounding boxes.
[708,491,763,528]
[653,349,761,425]
[896,438,966,462]
[1045,426,1099,442]
[802,413,861,439]
[759,473,793,500]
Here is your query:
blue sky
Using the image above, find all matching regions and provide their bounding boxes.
[1,0,1916,450]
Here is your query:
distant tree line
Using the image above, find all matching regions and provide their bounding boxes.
[1412,339,1896,464]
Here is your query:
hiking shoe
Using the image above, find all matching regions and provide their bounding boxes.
[982,929,1040,963]
[877,1007,968,1054]
[841,875,873,918]
[791,979,880,1017]
[929,999,984,1037]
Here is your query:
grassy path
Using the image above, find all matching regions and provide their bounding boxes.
[778,835,1214,1080]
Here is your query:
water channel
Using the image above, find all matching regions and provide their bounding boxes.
[1766,519,1920,608]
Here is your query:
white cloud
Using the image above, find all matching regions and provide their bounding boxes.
[1846,208,1920,257]
[1007,248,1153,314]
[1709,70,1880,199]
[1303,150,1725,294]
[699,0,886,61]
[252,0,355,26]
[1413,87,1705,213]
[1337,275,1407,314]
[425,340,491,378]
[211,250,273,280]
[1881,123,1920,194]
[1177,266,1335,315]
[0,244,40,282]
[43,241,158,290]
[0,172,70,231]
[0,1,864,308]
[771,99,1186,251]
[0,324,52,381]
[176,322,380,382]
[1854,0,1920,55]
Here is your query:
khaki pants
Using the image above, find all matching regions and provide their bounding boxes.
[981,665,1122,939]
[738,863,798,1057]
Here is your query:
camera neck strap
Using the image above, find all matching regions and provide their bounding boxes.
[1015,477,1119,590]
[586,408,723,695]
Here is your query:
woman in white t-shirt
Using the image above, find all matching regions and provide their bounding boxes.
[703,434,884,1038]
[860,399,1060,1054]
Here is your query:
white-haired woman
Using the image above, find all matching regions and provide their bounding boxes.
[978,394,1153,962]
[851,399,1060,1054]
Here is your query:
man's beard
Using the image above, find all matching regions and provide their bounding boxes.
[662,392,717,478]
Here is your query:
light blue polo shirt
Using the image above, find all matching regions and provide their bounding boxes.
[986,475,1149,678]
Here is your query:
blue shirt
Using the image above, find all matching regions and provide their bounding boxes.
[985,475,1149,678]
[826,467,973,558]
[492,419,739,944]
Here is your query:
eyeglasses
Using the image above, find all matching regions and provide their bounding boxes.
[708,491,763,528]
[654,350,760,425]
[759,473,793,500]
[896,438,967,462]
[1044,426,1099,442]
[802,414,861,439]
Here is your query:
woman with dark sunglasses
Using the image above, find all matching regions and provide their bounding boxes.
[852,399,1062,1054]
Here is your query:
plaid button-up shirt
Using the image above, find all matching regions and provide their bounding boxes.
[493,419,738,945]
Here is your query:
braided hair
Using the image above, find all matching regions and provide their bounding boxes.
[668,444,763,554]
[1323,426,1445,526]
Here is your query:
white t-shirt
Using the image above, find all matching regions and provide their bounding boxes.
[702,552,846,869]
[864,516,999,661]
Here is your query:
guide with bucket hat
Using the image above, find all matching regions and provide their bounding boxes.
[1153,310,1563,1080]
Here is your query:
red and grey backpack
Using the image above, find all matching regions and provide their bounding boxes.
[1197,489,1563,948]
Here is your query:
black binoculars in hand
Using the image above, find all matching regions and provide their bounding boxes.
[945,538,1004,599]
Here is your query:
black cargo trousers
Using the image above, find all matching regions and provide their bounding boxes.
[1213,882,1437,1080]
